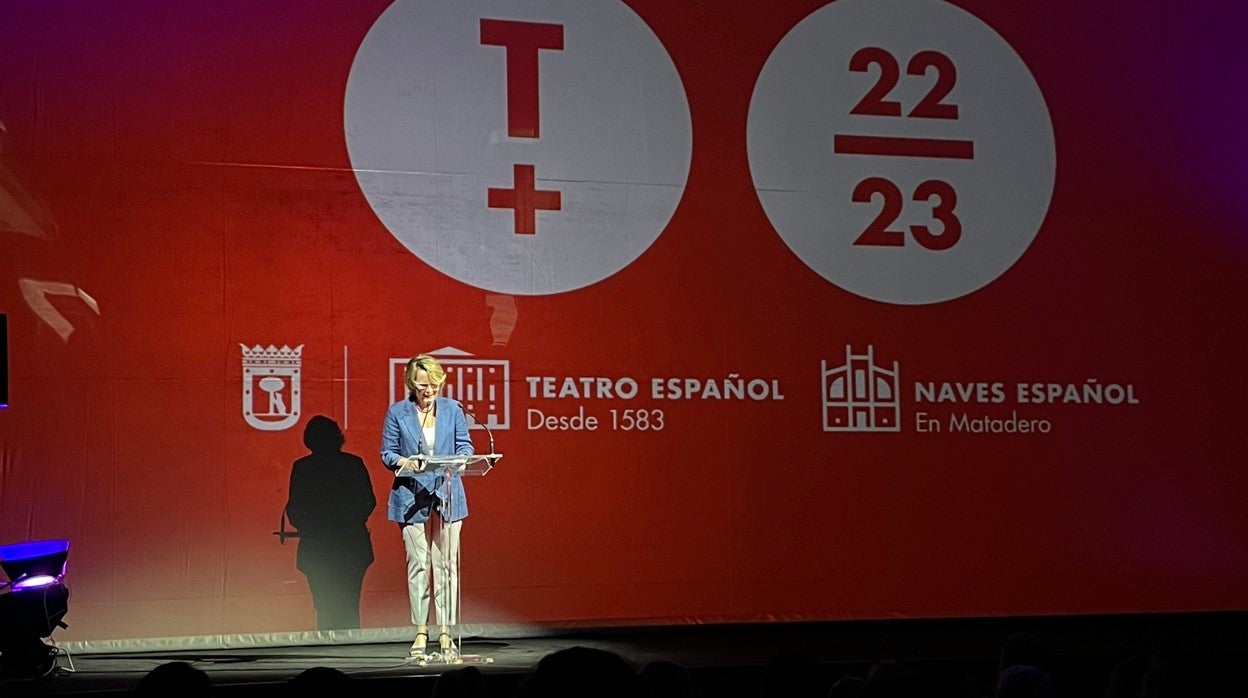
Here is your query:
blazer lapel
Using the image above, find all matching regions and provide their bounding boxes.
[431,397,448,455]
[399,401,423,454]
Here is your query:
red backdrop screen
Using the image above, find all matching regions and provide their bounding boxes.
[2,0,1245,644]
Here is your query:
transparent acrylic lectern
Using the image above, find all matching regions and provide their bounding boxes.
[399,452,501,666]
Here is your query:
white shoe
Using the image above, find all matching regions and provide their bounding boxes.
[408,631,428,658]
[437,631,457,657]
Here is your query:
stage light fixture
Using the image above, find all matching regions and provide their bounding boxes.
[0,538,71,677]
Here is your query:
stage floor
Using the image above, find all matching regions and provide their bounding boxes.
[3,612,1246,697]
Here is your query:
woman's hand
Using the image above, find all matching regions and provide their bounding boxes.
[397,456,426,473]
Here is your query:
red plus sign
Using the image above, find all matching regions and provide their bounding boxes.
[488,164,561,235]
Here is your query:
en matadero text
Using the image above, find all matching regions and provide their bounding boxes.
[523,374,785,431]
[912,379,1140,434]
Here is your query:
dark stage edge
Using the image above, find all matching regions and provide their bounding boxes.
[2,611,1246,697]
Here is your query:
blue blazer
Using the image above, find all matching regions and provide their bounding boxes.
[380,396,473,524]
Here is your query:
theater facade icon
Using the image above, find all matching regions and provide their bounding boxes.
[822,345,900,432]
[390,346,511,430]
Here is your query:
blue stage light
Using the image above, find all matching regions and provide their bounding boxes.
[0,539,71,677]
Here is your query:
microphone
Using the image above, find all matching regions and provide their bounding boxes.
[452,398,498,465]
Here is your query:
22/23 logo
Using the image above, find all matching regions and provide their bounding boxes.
[748,0,1055,305]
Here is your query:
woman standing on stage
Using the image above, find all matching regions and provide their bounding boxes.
[380,353,473,658]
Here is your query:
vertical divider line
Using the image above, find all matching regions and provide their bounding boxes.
[343,345,349,430]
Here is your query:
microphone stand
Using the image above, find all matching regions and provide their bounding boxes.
[456,401,499,466]
[273,511,299,544]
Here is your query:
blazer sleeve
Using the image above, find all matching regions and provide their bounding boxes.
[380,403,405,471]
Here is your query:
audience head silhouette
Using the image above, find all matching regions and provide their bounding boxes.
[759,652,825,698]
[995,664,1055,698]
[859,659,924,698]
[432,665,490,698]
[638,659,701,698]
[284,665,356,696]
[134,660,213,697]
[828,674,865,698]
[999,631,1050,674]
[517,645,641,698]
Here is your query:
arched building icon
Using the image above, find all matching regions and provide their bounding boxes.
[822,345,900,432]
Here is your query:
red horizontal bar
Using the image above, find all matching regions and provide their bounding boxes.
[834,134,974,159]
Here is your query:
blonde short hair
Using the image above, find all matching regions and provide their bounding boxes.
[404,354,447,393]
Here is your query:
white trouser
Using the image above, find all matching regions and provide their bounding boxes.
[401,518,461,627]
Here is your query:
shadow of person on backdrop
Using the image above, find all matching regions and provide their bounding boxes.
[285,415,377,630]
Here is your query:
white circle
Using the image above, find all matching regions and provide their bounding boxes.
[345,0,692,296]
[748,0,1055,305]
